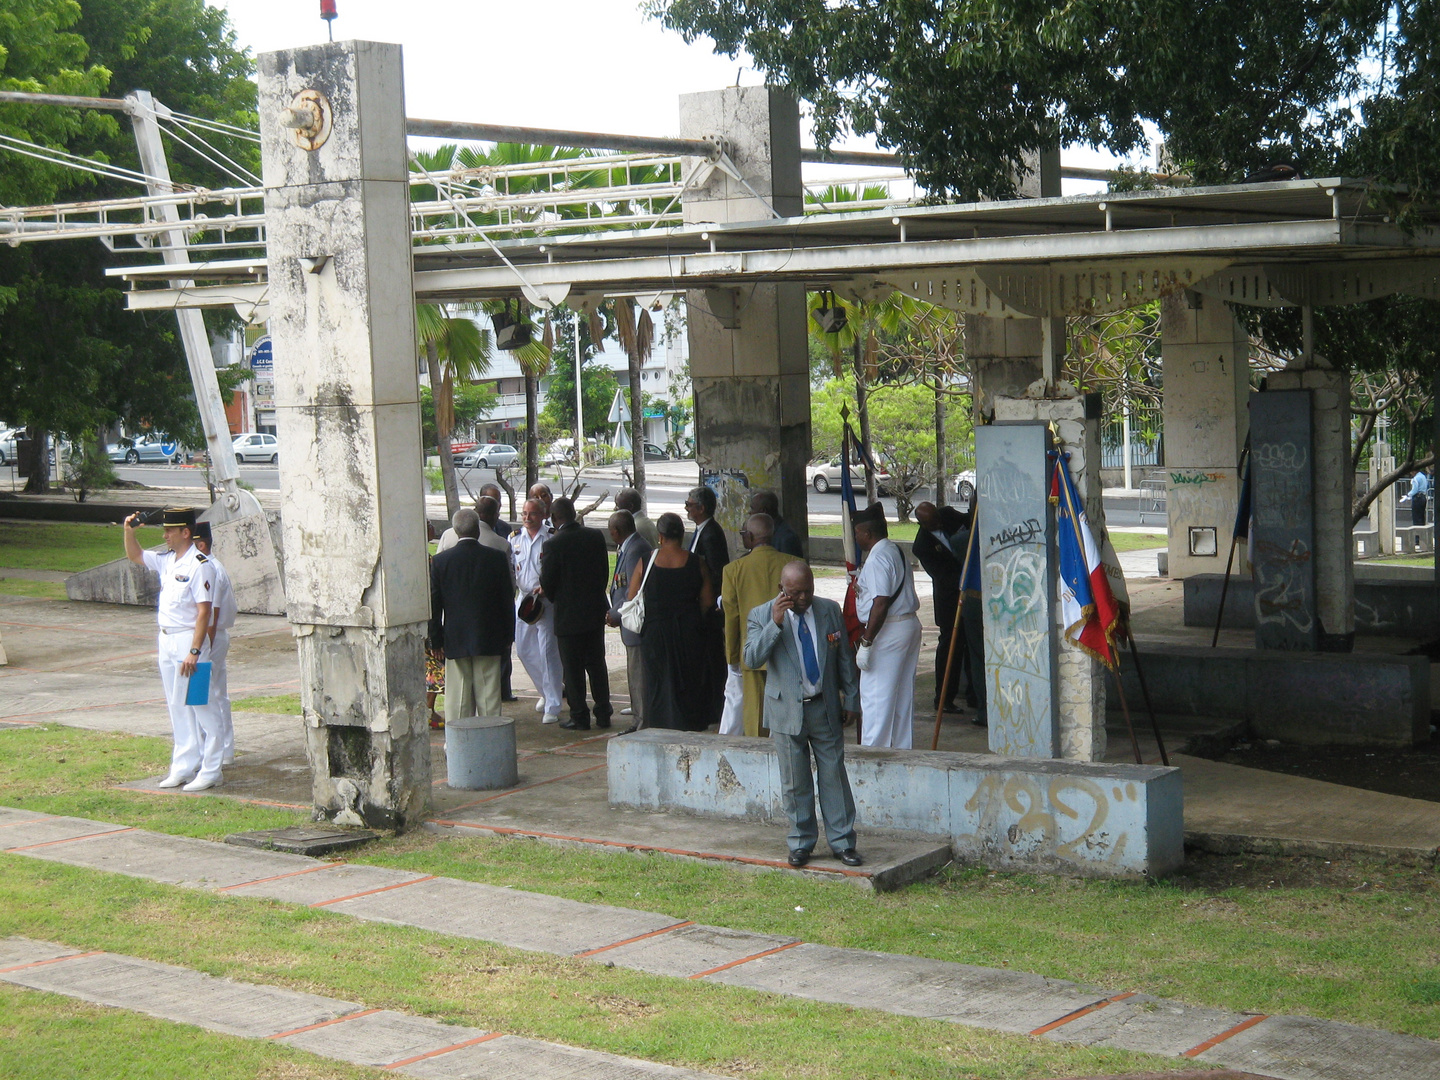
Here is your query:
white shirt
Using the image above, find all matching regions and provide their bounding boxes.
[142,543,217,632]
[510,525,548,593]
[441,526,516,583]
[930,529,958,559]
[689,517,712,552]
[855,538,918,621]
[207,554,238,631]
[785,607,822,697]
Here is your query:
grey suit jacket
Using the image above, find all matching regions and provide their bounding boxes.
[607,532,654,648]
[743,595,859,736]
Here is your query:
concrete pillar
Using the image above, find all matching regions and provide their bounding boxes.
[1159,293,1250,579]
[680,88,809,546]
[1264,365,1355,650]
[257,40,432,829]
[1369,442,1396,554]
[966,318,1052,420]
[992,393,1118,761]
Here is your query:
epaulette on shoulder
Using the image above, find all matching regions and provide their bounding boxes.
[195,552,208,562]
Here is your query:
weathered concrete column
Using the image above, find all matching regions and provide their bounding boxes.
[257,40,431,828]
[966,318,1053,420]
[1261,365,1355,650]
[992,392,1121,761]
[680,88,809,546]
[1160,293,1250,579]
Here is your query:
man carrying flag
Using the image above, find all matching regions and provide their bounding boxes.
[1049,451,1121,668]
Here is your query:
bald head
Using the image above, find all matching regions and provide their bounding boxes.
[780,560,815,614]
[914,501,940,530]
[478,483,502,501]
[741,513,774,549]
[615,488,642,514]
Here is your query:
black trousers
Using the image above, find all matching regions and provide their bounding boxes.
[932,589,965,707]
[556,628,611,725]
[1414,492,1428,527]
[501,648,513,699]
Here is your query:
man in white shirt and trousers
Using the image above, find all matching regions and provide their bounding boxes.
[122,506,225,790]
[852,503,922,749]
[511,497,564,723]
[191,521,238,766]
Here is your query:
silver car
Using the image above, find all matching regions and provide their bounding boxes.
[108,434,187,464]
[457,443,519,469]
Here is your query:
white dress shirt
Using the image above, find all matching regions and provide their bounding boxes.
[855,538,918,620]
[785,607,822,698]
[142,544,216,632]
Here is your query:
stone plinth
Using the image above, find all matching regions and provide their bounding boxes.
[608,731,1183,878]
[444,716,518,791]
[257,40,430,830]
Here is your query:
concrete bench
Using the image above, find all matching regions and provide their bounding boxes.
[445,716,518,790]
[608,731,1183,879]
[1397,525,1435,554]
[1184,572,1438,637]
[1353,528,1381,558]
[1116,643,1429,747]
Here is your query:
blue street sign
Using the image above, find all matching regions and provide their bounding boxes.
[250,337,273,374]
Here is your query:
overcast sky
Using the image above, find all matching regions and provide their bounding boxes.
[213,0,1127,192]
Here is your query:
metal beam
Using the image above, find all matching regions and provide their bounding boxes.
[405,116,720,159]
[0,89,132,112]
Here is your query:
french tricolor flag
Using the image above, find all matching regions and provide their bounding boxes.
[1049,450,1120,669]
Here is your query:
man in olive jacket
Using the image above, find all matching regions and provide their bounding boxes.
[744,560,863,869]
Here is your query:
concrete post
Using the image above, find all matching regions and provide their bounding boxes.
[966,318,1050,421]
[1159,293,1250,579]
[992,393,1120,761]
[1264,365,1355,650]
[257,41,432,829]
[1370,442,1396,554]
[680,88,809,546]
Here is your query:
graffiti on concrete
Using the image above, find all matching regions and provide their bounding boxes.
[957,773,1140,870]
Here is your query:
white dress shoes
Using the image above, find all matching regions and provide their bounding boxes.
[182,773,222,792]
[542,712,560,724]
[156,773,193,789]
[534,699,547,713]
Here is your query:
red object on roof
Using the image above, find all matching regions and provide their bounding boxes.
[320,0,337,21]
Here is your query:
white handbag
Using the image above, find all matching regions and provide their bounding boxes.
[618,551,659,634]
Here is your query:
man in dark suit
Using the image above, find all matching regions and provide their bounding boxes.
[540,496,613,731]
[686,484,730,726]
[750,489,805,559]
[913,501,974,713]
[744,560,862,868]
[478,483,515,539]
[429,508,516,725]
[605,509,652,733]
[476,491,517,701]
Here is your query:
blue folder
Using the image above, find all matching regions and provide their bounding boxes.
[184,662,212,707]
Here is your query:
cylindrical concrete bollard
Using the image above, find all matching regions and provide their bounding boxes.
[445,716,518,790]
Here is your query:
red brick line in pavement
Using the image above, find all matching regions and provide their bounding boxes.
[1029,992,1137,1036]
[0,951,103,974]
[5,827,135,852]
[381,1032,505,1069]
[1181,1014,1269,1058]
[574,921,694,958]
[308,875,436,909]
[689,941,803,978]
[264,1008,382,1040]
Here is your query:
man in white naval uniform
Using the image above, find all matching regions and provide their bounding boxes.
[852,503,922,749]
[192,521,238,766]
[123,507,225,790]
[511,497,564,723]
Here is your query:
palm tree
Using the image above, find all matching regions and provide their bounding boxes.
[417,302,491,518]
[612,297,654,496]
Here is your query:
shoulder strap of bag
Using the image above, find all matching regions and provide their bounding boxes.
[636,549,659,591]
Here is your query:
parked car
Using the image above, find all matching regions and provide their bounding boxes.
[232,432,279,464]
[642,442,669,462]
[456,443,519,469]
[952,469,976,510]
[0,427,19,465]
[107,434,187,464]
[806,456,892,495]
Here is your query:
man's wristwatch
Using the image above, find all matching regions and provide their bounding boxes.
[189,648,201,656]
[859,637,873,648]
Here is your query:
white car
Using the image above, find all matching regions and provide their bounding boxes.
[806,456,892,495]
[233,432,279,464]
[952,469,976,509]
[457,443,519,469]
[0,427,19,465]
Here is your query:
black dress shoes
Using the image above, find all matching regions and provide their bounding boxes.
[836,849,864,866]
[558,719,591,731]
[594,717,611,729]
[787,849,811,868]
[619,725,639,735]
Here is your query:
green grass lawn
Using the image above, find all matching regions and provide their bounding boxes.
[3,723,1438,1049]
[1107,532,1168,552]
[0,577,66,599]
[0,521,162,573]
[232,693,303,716]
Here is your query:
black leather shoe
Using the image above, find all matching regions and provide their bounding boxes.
[558,719,591,731]
[970,716,988,728]
[619,725,639,735]
[837,848,864,867]
[787,849,811,868]
[594,717,612,729]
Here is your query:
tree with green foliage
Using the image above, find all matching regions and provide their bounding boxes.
[417,303,492,517]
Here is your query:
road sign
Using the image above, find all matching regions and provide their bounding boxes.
[249,336,273,374]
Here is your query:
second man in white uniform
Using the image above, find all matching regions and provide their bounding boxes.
[511,498,564,722]
[852,504,922,749]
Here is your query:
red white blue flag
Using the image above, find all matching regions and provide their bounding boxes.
[1049,450,1120,668]
[839,420,863,645]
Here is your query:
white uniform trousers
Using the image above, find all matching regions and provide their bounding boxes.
[859,612,922,750]
[210,628,234,764]
[514,602,563,714]
[157,630,224,780]
[718,664,745,735]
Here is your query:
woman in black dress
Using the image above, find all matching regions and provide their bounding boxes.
[626,512,714,730]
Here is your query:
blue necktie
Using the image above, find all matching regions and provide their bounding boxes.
[796,615,822,686]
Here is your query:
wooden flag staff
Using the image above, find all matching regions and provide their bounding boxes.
[931,507,978,751]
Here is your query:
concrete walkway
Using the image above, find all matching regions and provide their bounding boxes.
[2,806,1436,1080]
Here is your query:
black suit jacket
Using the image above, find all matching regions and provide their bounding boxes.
[490,519,515,540]
[912,506,971,597]
[772,517,805,560]
[429,539,516,658]
[689,517,730,594]
[539,522,611,636]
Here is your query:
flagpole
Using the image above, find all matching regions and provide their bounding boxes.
[1053,452,1143,765]
[1123,625,1169,766]
[931,507,978,751]
[1212,437,1252,648]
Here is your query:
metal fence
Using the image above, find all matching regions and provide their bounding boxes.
[1100,402,1163,470]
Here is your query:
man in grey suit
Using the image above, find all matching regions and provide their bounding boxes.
[605,509,653,733]
[744,560,863,868]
